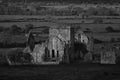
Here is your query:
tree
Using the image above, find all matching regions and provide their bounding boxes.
[85,7,97,16]
[117,38,120,42]
[3,27,10,33]
[97,7,111,16]
[105,26,114,32]
[42,28,49,34]
[85,28,91,32]
[10,25,22,35]
[93,38,103,43]
[94,19,103,23]
[0,33,12,47]
[25,24,34,33]
[74,42,88,60]
[110,38,115,42]
[0,26,4,33]
[74,26,81,33]
[86,28,90,31]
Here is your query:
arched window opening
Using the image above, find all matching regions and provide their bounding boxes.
[57,51,59,57]
[52,49,55,58]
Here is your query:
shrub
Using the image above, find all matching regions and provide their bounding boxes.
[105,26,114,32]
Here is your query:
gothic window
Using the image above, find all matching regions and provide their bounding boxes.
[57,51,59,57]
[52,49,55,58]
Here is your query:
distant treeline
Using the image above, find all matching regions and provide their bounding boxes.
[2,0,120,4]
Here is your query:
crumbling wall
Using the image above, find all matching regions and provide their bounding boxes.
[23,43,46,64]
[75,29,88,44]
[48,26,71,62]
[74,29,93,61]
[101,50,116,64]
[30,43,46,63]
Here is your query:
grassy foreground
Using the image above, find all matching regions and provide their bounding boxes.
[0,64,120,80]
[0,49,120,80]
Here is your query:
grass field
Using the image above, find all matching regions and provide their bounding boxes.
[0,22,120,32]
[0,48,120,80]
[86,32,120,41]
[0,64,120,80]
[0,15,120,33]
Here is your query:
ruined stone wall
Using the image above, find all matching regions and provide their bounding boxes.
[75,29,89,44]
[48,26,71,62]
[31,43,46,63]
[101,50,116,64]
